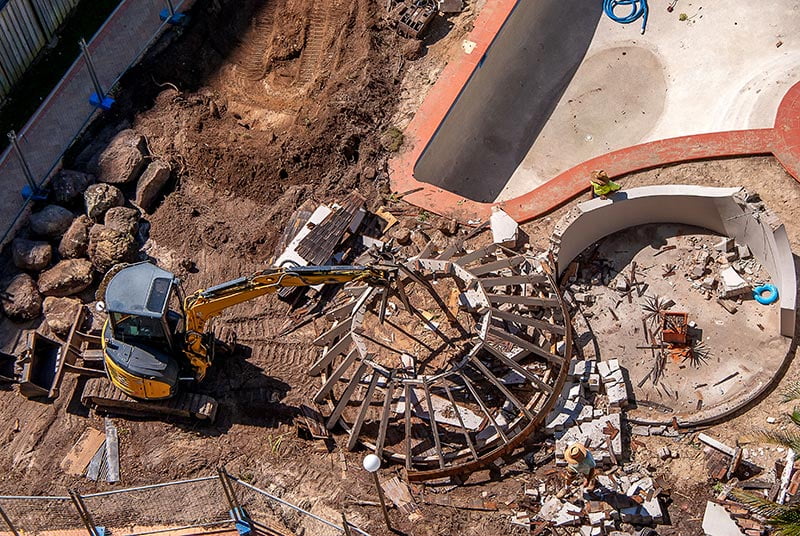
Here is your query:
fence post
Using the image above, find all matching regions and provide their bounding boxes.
[7,130,45,200]
[79,38,114,111]
[341,512,353,536]
[0,502,20,536]
[218,468,252,536]
[69,490,101,536]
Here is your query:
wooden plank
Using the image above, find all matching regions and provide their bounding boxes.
[486,293,559,308]
[375,382,395,458]
[422,381,446,469]
[487,326,563,365]
[346,373,380,450]
[300,404,330,440]
[469,255,526,277]
[104,417,119,483]
[326,362,368,429]
[484,343,553,394]
[404,383,413,470]
[469,356,533,420]
[61,428,105,475]
[459,373,508,443]
[490,308,566,335]
[313,319,352,347]
[479,274,548,287]
[309,332,353,376]
[314,348,360,403]
[443,385,479,462]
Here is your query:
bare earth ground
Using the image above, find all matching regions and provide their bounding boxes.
[0,0,799,534]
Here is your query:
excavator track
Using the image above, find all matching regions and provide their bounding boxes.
[81,378,218,422]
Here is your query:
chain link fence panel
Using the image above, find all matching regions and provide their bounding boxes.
[0,496,84,536]
[80,477,230,535]
[0,0,194,247]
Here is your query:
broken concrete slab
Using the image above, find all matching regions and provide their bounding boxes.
[702,501,746,536]
[490,206,518,246]
[719,266,751,298]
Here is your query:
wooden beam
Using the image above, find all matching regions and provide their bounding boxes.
[487,326,563,365]
[422,381,446,469]
[469,256,526,277]
[404,383,413,470]
[346,372,381,450]
[459,373,508,444]
[309,332,353,376]
[490,308,565,335]
[486,294,559,308]
[443,385,479,462]
[326,362,368,430]
[375,382,395,458]
[484,344,552,395]
[478,274,548,287]
[469,356,533,420]
[314,348,360,403]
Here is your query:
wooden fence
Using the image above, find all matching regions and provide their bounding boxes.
[0,0,81,100]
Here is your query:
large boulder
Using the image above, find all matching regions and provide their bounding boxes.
[104,206,140,235]
[12,239,52,271]
[85,183,124,221]
[135,160,171,211]
[1,274,42,321]
[37,259,94,297]
[92,129,147,184]
[88,225,138,273]
[58,215,93,259]
[42,296,81,336]
[49,169,95,205]
[29,205,74,238]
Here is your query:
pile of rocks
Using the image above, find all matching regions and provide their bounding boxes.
[1,129,172,334]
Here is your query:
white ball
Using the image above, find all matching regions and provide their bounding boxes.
[362,454,381,473]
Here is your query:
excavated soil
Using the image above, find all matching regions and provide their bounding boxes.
[1,0,799,533]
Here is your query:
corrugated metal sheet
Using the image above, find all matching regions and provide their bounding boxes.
[0,0,80,101]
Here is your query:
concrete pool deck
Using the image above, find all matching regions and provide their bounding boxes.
[389,0,800,223]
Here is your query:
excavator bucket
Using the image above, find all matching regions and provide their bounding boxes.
[17,306,104,400]
[18,331,63,399]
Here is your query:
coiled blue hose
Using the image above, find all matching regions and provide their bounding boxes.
[603,0,648,34]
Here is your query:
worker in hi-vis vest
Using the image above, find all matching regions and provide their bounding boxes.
[590,170,621,199]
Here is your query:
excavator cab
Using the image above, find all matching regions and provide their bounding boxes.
[102,263,184,400]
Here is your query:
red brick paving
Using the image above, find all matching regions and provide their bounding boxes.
[388,1,800,225]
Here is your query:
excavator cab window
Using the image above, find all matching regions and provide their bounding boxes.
[111,313,169,346]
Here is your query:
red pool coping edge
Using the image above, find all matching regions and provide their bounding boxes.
[388,0,800,225]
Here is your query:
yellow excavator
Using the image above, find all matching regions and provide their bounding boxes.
[80,261,394,421]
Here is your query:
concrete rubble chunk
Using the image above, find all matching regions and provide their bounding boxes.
[702,501,746,536]
[614,278,629,292]
[631,425,650,436]
[29,205,74,238]
[59,215,93,259]
[43,297,81,336]
[38,259,94,297]
[135,160,171,211]
[490,207,518,246]
[719,266,751,298]
[607,382,629,407]
[1,273,42,321]
[85,183,124,221]
[715,237,734,252]
[92,129,147,184]
[12,239,52,271]
[438,0,463,12]
[659,446,671,460]
[737,244,752,259]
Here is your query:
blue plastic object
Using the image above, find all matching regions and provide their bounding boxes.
[229,507,252,536]
[603,0,648,34]
[89,93,115,111]
[159,8,188,25]
[21,184,47,201]
[753,284,779,305]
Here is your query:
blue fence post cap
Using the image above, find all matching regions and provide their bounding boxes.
[89,93,115,110]
[159,8,188,25]
[21,184,47,201]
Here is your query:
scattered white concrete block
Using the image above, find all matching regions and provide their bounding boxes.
[597,361,611,378]
[607,358,620,373]
[607,382,629,408]
[490,207,518,246]
[715,237,734,252]
[719,266,751,298]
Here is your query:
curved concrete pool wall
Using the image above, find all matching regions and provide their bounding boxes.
[413,0,603,203]
[550,186,797,338]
